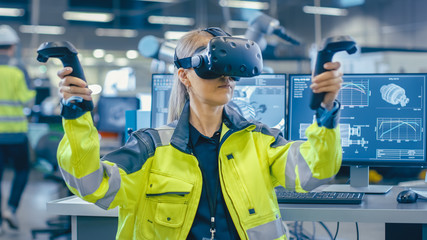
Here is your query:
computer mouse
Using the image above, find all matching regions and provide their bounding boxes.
[396,190,418,203]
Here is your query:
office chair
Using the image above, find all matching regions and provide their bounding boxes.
[31,131,71,240]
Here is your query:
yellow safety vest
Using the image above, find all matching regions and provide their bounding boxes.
[57,103,342,240]
[0,65,35,133]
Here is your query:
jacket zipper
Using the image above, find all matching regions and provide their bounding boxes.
[219,128,255,239]
[219,160,247,239]
[227,156,255,211]
[220,128,255,210]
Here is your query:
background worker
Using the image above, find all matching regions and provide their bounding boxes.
[0,24,35,234]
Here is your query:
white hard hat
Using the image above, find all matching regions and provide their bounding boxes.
[0,25,19,45]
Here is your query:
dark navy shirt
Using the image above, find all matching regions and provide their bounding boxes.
[187,124,239,240]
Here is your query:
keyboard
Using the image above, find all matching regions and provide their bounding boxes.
[275,187,365,204]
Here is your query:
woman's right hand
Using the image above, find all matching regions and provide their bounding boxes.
[58,67,92,101]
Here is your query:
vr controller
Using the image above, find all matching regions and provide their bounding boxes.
[36,41,93,119]
[310,35,357,110]
[174,36,263,80]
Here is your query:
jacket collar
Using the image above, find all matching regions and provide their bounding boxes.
[169,100,253,153]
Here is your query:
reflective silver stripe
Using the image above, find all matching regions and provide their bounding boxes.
[284,141,303,189]
[0,100,22,106]
[246,217,285,240]
[60,162,121,210]
[284,141,333,191]
[157,128,174,146]
[0,116,26,122]
[94,163,121,210]
[59,164,104,196]
[297,156,333,191]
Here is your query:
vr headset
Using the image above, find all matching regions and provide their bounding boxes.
[174,27,263,80]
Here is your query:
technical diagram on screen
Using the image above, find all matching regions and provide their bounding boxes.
[151,74,174,128]
[150,74,286,135]
[231,74,286,135]
[288,74,427,193]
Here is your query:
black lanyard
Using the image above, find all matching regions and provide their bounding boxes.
[200,167,220,240]
[190,126,222,240]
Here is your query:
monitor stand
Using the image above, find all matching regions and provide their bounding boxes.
[322,166,393,194]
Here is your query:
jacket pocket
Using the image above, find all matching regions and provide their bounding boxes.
[138,172,193,239]
[146,171,193,197]
[155,202,188,227]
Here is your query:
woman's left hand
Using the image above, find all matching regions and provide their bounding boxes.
[310,62,343,110]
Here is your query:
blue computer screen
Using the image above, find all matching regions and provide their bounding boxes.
[288,74,427,166]
[150,73,287,134]
[151,73,174,128]
[231,74,286,135]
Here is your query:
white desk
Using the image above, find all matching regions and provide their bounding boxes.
[47,196,118,240]
[48,186,427,240]
[280,186,427,240]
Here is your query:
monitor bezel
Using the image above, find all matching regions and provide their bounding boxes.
[287,73,427,167]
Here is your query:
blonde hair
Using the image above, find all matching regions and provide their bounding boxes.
[167,29,213,123]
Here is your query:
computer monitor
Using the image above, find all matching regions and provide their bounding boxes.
[97,96,141,133]
[150,73,287,134]
[151,73,174,128]
[288,74,427,193]
[231,74,287,135]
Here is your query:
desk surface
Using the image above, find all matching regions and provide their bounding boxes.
[48,186,427,223]
[280,186,427,223]
[48,196,118,217]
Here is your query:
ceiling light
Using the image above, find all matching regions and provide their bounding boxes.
[83,57,97,66]
[219,0,269,10]
[88,84,102,95]
[104,54,114,63]
[303,6,348,16]
[148,15,194,26]
[93,49,105,58]
[95,28,138,38]
[164,31,188,40]
[126,50,139,59]
[19,25,65,35]
[63,11,114,22]
[227,20,248,29]
[0,8,24,17]
[115,58,129,66]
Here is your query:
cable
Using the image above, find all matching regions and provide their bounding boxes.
[283,221,290,240]
[356,222,359,240]
[299,221,303,238]
[312,221,316,240]
[333,222,340,240]
[293,221,298,239]
[318,221,334,240]
[291,221,310,240]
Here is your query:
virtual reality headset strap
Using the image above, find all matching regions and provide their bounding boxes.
[174,27,231,69]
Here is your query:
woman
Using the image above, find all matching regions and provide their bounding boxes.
[57,28,342,240]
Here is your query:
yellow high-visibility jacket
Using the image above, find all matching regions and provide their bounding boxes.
[57,102,342,240]
[0,64,35,135]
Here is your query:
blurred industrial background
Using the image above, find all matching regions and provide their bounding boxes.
[1,0,427,239]
[3,0,427,96]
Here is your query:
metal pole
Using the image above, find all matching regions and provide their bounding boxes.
[314,0,321,46]
[196,0,207,29]
[30,0,40,57]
